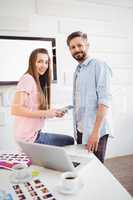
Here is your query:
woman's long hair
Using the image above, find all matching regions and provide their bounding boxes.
[26,48,51,110]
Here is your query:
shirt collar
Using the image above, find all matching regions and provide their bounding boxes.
[79,57,92,68]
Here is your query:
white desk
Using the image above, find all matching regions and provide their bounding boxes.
[0,145,132,200]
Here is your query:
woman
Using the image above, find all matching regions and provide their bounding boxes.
[11,48,74,146]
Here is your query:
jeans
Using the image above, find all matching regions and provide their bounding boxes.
[77,130,109,163]
[34,130,74,146]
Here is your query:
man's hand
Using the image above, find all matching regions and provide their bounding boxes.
[86,131,100,152]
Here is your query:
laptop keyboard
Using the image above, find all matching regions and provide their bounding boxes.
[72,161,80,168]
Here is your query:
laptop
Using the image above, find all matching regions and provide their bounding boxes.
[18,141,92,172]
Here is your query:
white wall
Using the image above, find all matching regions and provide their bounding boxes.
[0,0,133,158]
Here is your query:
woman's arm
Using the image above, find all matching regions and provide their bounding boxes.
[11,91,61,118]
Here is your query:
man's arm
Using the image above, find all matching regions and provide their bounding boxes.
[86,62,112,152]
[86,104,108,152]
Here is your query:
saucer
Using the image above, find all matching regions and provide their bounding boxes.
[57,181,83,195]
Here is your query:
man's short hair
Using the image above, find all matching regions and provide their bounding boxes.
[67,31,88,46]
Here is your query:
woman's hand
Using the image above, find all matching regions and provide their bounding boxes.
[56,109,66,118]
[45,109,65,118]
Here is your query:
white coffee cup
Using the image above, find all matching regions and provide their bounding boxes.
[61,171,79,191]
[10,163,32,183]
[12,163,29,179]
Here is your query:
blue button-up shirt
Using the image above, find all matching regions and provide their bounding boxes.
[73,57,112,144]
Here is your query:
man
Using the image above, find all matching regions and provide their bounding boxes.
[67,31,112,163]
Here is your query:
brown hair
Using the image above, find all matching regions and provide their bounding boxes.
[67,31,88,46]
[26,48,51,110]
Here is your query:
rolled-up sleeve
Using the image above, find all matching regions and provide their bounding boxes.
[96,62,112,107]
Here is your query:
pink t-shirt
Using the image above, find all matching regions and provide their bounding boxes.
[14,73,44,142]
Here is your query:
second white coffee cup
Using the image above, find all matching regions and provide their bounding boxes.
[61,171,79,191]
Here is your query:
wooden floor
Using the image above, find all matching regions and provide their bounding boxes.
[105,154,133,197]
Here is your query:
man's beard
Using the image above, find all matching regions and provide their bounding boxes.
[72,51,87,62]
